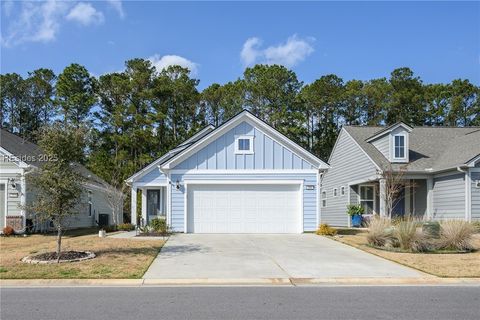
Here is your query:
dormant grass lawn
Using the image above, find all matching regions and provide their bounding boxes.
[0,229,164,279]
[330,229,480,278]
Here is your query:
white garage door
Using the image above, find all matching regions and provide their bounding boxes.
[187,183,302,233]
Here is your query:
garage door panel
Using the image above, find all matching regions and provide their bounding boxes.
[187,183,301,233]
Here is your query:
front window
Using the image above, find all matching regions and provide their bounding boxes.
[333,188,338,197]
[235,136,254,154]
[394,135,405,159]
[341,186,345,196]
[359,185,375,214]
[322,191,327,207]
[147,188,166,220]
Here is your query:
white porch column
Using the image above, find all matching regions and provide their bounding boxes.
[20,174,26,233]
[141,188,147,225]
[426,177,434,220]
[379,178,386,217]
[131,186,137,225]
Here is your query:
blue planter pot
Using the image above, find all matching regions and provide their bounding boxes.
[351,214,362,227]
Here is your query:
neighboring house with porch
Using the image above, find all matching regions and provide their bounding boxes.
[126,110,329,233]
[321,122,480,227]
[0,129,119,233]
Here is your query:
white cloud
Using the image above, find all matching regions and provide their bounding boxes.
[240,37,262,67]
[107,0,125,19]
[1,0,69,47]
[240,35,315,68]
[66,2,104,26]
[148,54,199,76]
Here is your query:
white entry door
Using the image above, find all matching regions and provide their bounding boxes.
[187,183,302,233]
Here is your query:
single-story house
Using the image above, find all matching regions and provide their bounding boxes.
[127,110,329,233]
[321,122,480,226]
[0,129,120,233]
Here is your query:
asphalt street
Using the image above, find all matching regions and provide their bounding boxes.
[1,286,479,320]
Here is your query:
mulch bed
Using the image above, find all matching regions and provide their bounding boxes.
[22,251,96,264]
[136,233,170,237]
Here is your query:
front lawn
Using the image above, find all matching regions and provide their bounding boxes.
[330,229,480,278]
[0,230,164,279]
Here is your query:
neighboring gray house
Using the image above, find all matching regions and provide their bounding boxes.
[127,110,329,233]
[0,129,119,233]
[321,122,480,227]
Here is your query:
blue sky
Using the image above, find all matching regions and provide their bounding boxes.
[1,1,479,89]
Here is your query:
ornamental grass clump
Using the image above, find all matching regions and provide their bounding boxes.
[436,220,475,251]
[366,217,394,247]
[394,219,430,252]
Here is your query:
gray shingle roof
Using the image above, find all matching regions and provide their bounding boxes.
[0,129,108,188]
[344,125,480,172]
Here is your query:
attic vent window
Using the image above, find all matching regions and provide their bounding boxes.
[394,135,406,159]
[235,136,254,154]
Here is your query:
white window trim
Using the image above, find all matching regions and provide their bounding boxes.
[333,188,338,197]
[341,186,345,196]
[321,191,327,208]
[358,184,377,214]
[234,135,254,154]
[392,134,407,162]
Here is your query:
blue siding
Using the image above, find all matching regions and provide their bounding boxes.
[169,173,318,232]
[175,121,315,170]
[138,169,168,184]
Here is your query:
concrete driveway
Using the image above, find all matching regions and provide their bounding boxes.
[143,234,422,279]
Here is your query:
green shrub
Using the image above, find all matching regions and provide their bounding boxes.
[150,217,170,235]
[366,217,394,247]
[436,220,475,251]
[346,204,364,216]
[2,226,15,236]
[103,225,117,233]
[422,221,441,238]
[316,223,337,236]
[117,223,135,231]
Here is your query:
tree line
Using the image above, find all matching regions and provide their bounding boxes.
[1,60,479,188]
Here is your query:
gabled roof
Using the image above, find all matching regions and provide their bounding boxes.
[344,125,480,172]
[125,124,215,183]
[160,110,329,171]
[0,129,110,189]
[365,122,413,142]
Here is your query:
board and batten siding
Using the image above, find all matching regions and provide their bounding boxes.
[169,173,318,232]
[432,172,465,220]
[321,129,378,227]
[471,172,480,221]
[175,121,314,170]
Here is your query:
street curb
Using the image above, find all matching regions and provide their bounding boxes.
[2,277,480,287]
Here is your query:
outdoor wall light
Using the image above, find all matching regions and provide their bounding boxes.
[9,178,16,189]
[175,179,180,190]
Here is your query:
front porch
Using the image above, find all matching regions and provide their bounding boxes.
[349,177,431,219]
[134,186,168,226]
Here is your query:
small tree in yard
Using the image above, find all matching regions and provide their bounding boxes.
[28,124,85,262]
[100,171,126,227]
[381,164,415,219]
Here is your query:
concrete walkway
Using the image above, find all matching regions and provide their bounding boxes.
[143,234,424,279]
